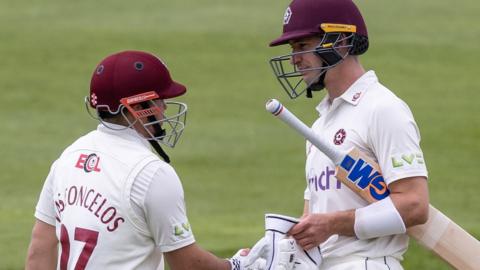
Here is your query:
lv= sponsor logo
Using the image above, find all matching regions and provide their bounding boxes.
[392,153,424,168]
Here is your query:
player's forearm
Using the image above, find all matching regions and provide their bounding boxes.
[390,192,429,227]
[330,196,427,240]
[165,244,232,270]
[181,255,231,270]
[389,176,429,227]
[302,200,309,217]
[351,177,429,241]
[25,245,57,270]
[322,184,429,239]
[329,210,356,237]
[190,253,231,270]
[25,220,58,270]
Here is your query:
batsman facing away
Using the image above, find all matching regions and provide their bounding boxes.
[25,50,273,270]
[256,0,480,269]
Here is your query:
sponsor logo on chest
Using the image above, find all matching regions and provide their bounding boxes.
[308,166,342,192]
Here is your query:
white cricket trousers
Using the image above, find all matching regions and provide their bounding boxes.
[320,256,403,270]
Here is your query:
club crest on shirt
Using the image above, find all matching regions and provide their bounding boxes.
[333,129,346,145]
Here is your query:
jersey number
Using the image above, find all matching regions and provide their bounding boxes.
[60,224,99,270]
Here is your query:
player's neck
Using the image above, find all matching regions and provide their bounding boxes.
[325,58,365,103]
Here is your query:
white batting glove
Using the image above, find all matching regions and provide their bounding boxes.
[275,238,297,270]
[248,238,298,270]
[289,246,322,270]
[228,237,270,270]
[251,258,267,270]
[262,214,323,270]
[251,238,321,270]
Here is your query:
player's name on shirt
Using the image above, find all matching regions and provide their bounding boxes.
[55,185,125,232]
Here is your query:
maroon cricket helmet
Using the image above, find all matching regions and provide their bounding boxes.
[89,50,186,112]
[269,0,368,47]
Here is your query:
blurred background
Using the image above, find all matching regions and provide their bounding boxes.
[0,0,478,269]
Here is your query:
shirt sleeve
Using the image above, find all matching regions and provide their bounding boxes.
[34,161,58,226]
[304,187,311,201]
[139,162,195,253]
[304,141,312,201]
[369,99,428,185]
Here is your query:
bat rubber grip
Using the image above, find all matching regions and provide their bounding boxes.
[266,99,344,164]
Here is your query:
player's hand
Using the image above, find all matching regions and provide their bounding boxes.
[288,213,333,250]
[228,237,270,270]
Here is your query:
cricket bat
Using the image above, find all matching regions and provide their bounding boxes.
[265,98,480,270]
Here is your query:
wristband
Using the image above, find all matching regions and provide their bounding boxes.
[354,197,406,240]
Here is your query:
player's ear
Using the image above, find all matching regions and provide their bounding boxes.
[338,33,351,50]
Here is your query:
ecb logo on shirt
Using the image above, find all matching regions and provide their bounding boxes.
[75,153,101,173]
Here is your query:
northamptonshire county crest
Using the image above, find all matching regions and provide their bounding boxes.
[283,7,292,25]
[333,129,347,145]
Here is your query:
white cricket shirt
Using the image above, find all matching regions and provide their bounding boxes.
[35,124,195,269]
[304,71,428,259]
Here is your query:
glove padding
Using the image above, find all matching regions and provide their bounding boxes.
[289,245,322,270]
[256,238,321,270]
[259,214,323,270]
[247,238,296,270]
[229,237,271,270]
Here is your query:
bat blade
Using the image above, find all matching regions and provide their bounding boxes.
[335,147,390,202]
[408,206,480,269]
[266,98,480,269]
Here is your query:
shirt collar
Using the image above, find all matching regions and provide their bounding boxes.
[339,70,378,106]
[97,123,151,149]
[315,70,378,115]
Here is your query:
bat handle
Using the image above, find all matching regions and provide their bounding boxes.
[266,99,345,165]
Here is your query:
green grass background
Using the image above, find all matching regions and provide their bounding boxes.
[1,0,479,269]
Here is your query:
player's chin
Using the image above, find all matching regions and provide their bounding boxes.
[303,71,323,85]
[302,74,317,85]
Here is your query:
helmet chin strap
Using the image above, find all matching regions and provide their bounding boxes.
[149,140,170,163]
[306,70,327,98]
[140,102,171,163]
[305,32,350,98]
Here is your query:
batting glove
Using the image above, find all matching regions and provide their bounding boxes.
[228,237,270,270]
[262,214,323,270]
